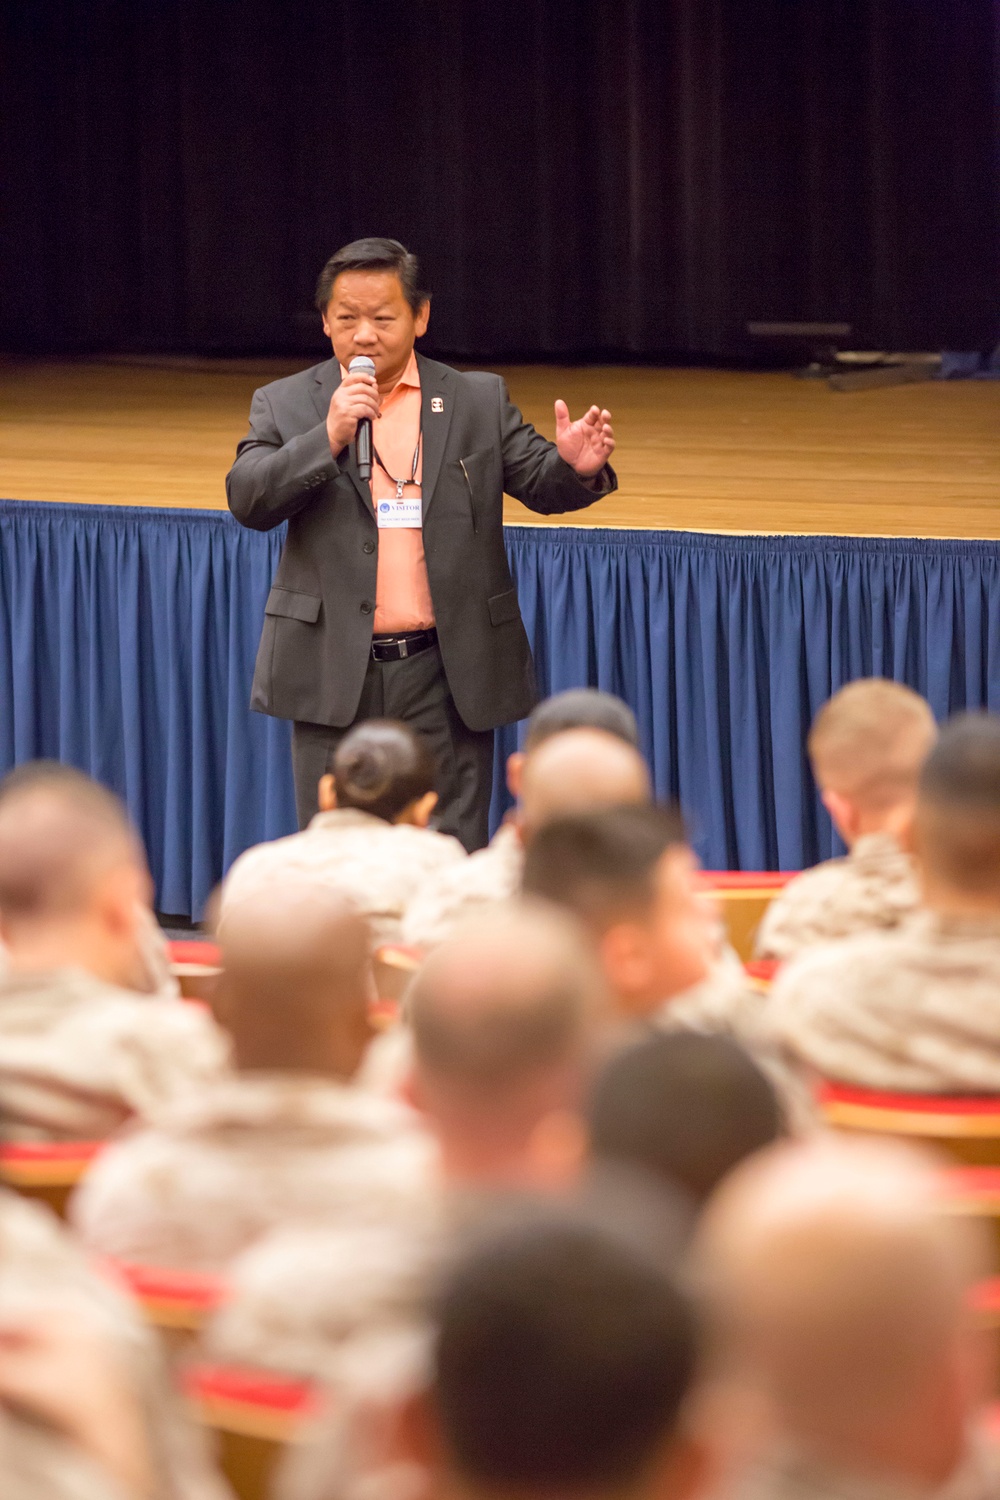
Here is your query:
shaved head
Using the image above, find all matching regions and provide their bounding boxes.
[916,712,1000,897]
[0,763,143,923]
[518,729,650,840]
[217,885,374,1077]
[807,680,936,813]
[409,902,605,1181]
[693,1138,988,1484]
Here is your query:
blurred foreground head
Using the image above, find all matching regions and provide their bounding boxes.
[589,1032,783,1207]
[808,679,936,846]
[320,719,439,828]
[516,727,651,843]
[0,762,150,989]
[523,806,714,1016]
[916,711,1000,913]
[693,1137,990,1491]
[408,902,605,1190]
[505,688,640,799]
[216,885,373,1080]
[429,1217,704,1500]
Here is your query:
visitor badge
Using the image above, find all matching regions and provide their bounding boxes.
[375,494,422,529]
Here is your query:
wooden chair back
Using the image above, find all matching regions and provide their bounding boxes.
[698,872,796,961]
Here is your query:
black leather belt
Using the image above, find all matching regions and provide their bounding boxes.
[371,628,438,663]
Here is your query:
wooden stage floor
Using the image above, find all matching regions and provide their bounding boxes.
[0,358,996,538]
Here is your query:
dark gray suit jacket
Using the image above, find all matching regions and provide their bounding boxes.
[226,353,617,731]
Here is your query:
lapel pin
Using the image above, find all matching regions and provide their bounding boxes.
[431,397,444,413]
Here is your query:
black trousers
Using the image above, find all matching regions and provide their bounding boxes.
[291,644,495,852]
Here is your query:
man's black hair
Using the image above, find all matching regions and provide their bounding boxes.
[521,804,687,931]
[524,689,639,753]
[433,1218,696,1490]
[315,238,428,315]
[328,719,436,824]
[588,1032,784,1205]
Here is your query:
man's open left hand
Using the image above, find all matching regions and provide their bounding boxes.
[554,400,615,479]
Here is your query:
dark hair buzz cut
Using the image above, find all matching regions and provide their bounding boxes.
[315,238,429,315]
[433,1218,697,1491]
[328,719,437,825]
[522,804,688,933]
[524,689,639,752]
[588,1031,784,1205]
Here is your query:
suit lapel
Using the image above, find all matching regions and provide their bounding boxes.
[312,360,373,516]
[417,356,454,520]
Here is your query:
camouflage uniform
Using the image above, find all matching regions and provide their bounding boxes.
[401,822,523,949]
[72,1073,438,1272]
[763,911,1000,1092]
[722,1436,1000,1500]
[0,967,230,1140]
[657,959,818,1133]
[755,834,920,962]
[0,1187,227,1500]
[220,809,466,947]
[201,1220,441,1379]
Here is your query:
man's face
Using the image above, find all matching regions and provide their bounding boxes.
[601,846,715,1018]
[321,270,429,388]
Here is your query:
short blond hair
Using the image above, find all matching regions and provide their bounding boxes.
[807,680,936,812]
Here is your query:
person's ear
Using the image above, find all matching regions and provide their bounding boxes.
[506,750,525,799]
[318,774,337,812]
[599,921,651,1015]
[395,1386,443,1474]
[821,788,859,845]
[99,864,146,939]
[399,791,438,828]
[650,1432,715,1500]
[526,1108,588,1191]
[414,299,431,340]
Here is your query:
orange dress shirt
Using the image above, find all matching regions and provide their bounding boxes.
[344,351,435,635]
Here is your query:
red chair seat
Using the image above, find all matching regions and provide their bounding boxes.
[183,1363,321,1440]
[167,939,222,969]
[0,1140,103,1184]
[697,871,797,891]
[819,1081,1000,1125]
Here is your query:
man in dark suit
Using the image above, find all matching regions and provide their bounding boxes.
[227,238,616,850]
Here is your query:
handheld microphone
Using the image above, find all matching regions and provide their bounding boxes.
[348,355,376,481]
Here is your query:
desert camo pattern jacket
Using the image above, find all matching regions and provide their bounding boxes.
[0,1189,228,1500]
[0,966,230,1140]
[221,808,466,947]
[71,1071,438,1272]
[755,834,920,962]
[763,910,1000,1092]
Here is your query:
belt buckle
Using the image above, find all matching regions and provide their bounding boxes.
[398,639,410,659]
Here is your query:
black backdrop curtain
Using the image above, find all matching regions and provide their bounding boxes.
[2,0,997,361]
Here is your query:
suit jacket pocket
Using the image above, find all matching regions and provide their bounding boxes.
[264,586,321,624]
[488,588,521,627]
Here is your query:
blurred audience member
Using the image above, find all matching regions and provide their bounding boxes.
[0,764,229,1139]
[72,886,435,1270]
[766,712,1000,1091]
[403,689,644,948]
[426,1218,704,1500]
[274,1211,704,1500]
[200,902,604,1375]
[588,1032,783,1208]
[221,720,465,945]
[0,1186,226,1500]
[693,1137,997,1499]
[756,680,935,961]
[523,808,812,1129]
[408,902,603,1193]
[522,805,711,1018]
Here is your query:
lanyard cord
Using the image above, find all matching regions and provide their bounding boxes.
[373,433,422,499]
